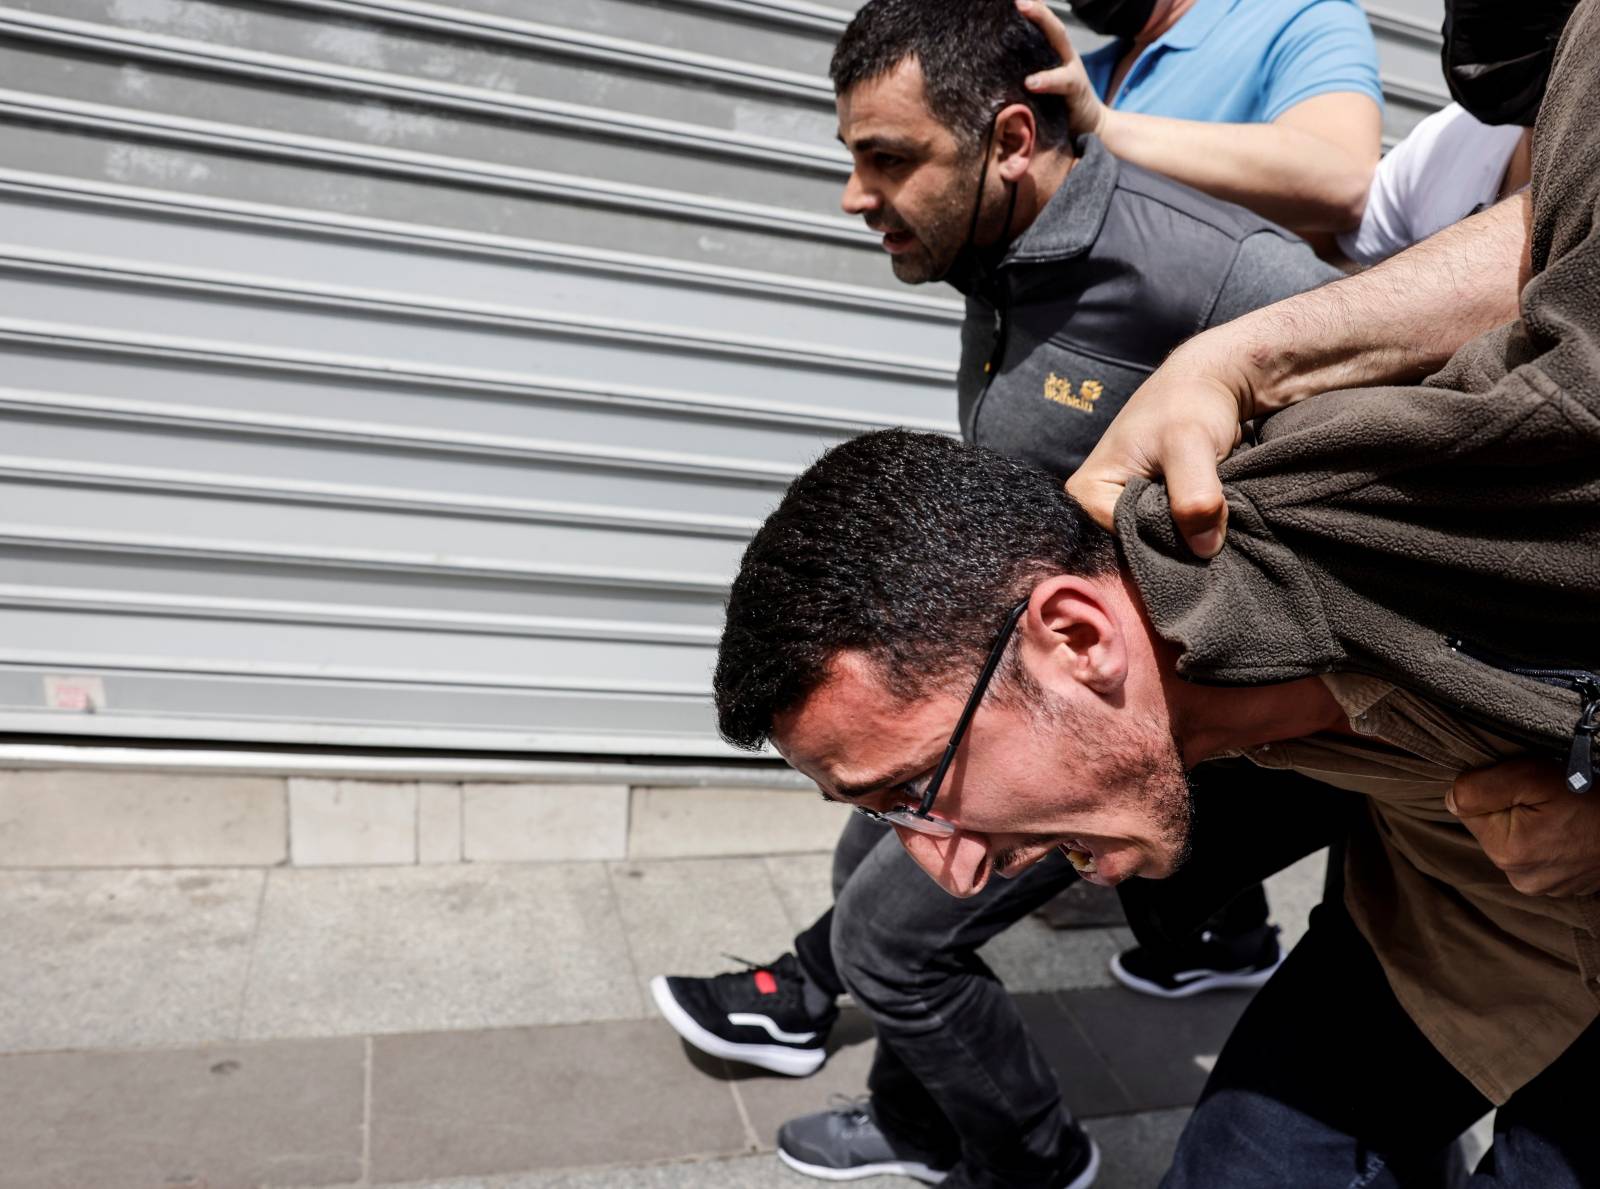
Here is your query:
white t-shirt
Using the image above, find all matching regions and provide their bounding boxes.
[1336,103,1524,266]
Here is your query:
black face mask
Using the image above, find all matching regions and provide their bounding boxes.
[1068,0,1158,40]
[1442,0,1578,126]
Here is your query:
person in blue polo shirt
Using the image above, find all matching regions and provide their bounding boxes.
[1021,0,1383,243]
[1009,0,1381,996]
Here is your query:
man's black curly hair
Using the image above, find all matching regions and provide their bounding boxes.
[714,429,1116,750]
[830,0,1071,151]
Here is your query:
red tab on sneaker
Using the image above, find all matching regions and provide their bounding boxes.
[754,970,778,995]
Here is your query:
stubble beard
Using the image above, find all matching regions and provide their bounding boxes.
[1024,678,1196,877]
[884,153,986,284]
[1127,718,1195,875]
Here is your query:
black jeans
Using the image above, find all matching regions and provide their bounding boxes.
[790,762,1338,1188]
[814,811,1083,1188]
[1166,895,1600,1188]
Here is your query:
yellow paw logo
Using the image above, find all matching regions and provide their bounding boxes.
[1044,372,1104,414]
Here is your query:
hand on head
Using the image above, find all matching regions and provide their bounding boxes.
[1013,0,1257,560]
[1015,0,1110,139]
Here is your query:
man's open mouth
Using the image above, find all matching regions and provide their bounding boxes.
[1060,840,1098,877]
[879,229,916,253]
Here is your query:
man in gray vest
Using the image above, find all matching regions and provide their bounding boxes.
[651,3,1339,1185]
[837,2,1335,477]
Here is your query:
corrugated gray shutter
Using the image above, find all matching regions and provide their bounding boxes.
[1362,0,1452,146]
[829,0,1448,146]
[0,0,1442,755]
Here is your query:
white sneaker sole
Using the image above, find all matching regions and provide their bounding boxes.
[649,975,826,1077]
[776,1134,1099,1186]
[1108,951,1283,999]
[1063,1135,1101,1188]
[777,1146,947,1183]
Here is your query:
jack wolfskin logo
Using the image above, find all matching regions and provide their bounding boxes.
[1044,373,1105,414]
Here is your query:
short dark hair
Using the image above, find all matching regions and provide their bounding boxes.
[830,0,1072,151]
[714,429,1117,750]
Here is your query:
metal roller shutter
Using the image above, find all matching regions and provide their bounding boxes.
[0,0,1442,755]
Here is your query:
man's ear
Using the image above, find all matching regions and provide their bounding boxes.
[993,102,1039,182]
[1018,576,1127,695]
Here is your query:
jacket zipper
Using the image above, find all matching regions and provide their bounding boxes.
[1445,636,1600,794]
[969,302,1008,443]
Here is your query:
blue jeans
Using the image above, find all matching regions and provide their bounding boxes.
[1166,896,1600,1188]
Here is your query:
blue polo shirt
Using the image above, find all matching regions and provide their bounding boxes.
[1081,0,1382,123]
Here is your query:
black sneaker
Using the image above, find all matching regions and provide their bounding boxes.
[777,1096,952,1183]
[1056,1122,1102,1189]
[650,952,836,1077]
[1109,924,1283,999]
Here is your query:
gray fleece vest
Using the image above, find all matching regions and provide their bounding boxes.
[953,135,1335,477]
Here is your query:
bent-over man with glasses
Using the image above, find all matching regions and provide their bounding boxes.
[646,2,1361,1185]
[717,417,1600,1185]
[701,1,1600,1178]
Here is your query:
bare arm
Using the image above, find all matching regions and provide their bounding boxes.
[1212,188,1530,414]
[1016,0,1380,233]
[1095,94,1381,233]
[1067,189,1533,556]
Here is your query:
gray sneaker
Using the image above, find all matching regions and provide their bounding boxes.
[778,1096,1102,1187]
[776,1097,951,1183]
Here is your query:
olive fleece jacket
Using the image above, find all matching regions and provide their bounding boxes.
[1115,0,1600,765]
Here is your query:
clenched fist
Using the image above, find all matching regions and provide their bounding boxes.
[1448,756,1600,897]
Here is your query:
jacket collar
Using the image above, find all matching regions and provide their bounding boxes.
[1003,134,1121,265]
[946,134,1119,295]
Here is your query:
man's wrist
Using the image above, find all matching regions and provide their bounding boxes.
[1166,328,1266,423]
[1090,101,1115,143]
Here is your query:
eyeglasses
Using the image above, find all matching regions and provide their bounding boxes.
[854,599,1030,838]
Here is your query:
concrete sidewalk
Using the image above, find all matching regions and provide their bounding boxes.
[0,781,1329,1189]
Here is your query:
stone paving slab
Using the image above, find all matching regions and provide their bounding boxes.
[980,914,1129,995]
[1013,991,1137,1117]
[0,851,1324,1058]
[0,994,1216,1189]
[289,1110,1193,1188]
[419,782,465,864]
[628,787,845,859]
[1264,847,1329,951]
[0,868,263,1053]
[0,856,1303,1058]
[370,1021,751,1184]
[463,785,629,864]
[1083,1107,1192,1187]
[1035,881,1130,929]
[289,778,420,866]
[0,770,287,867]
[761,851,837,937]
[1059,987,1255,1112]
[0,1036,364,1189]
[316,1152,914,1188]
[241,864,642,1040]
[609,856,799,999]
